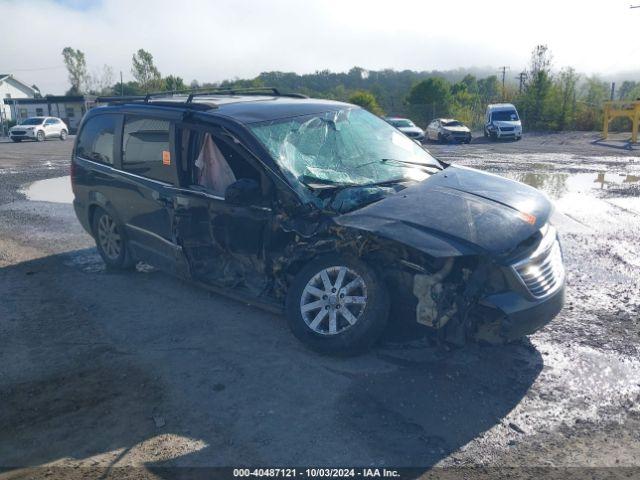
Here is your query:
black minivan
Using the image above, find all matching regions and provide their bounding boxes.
[72,88,565,354]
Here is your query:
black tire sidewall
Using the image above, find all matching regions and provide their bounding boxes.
[36,131,45,142]
[285,254,389,355]
[60,130,67,140]
[92,207,134,270]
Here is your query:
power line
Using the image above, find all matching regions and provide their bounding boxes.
[515,71,527,94]
[498,66,509,100]
[5,65,65,72]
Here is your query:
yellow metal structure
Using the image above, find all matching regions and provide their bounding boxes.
[603,100,640,143]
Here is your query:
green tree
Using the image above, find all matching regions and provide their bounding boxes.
[62,47,88,95]
[618,81,637,100]
[164,75,186,92]
[575,76,609,130]
[31,85,42,99]
[88,64,115,95]
[554,67,579,130]
[348,90,384,115]
[520,45,554,130]
[131,49,162,93]
[406,77,452,124]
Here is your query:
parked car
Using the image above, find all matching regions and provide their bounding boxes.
[384,117,425,141]
[72,89,565,354]
[9,116,69,142]
[484,103,522,140]
[426,118,472,143]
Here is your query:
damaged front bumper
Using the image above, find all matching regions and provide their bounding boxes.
[477,282,565,341]
[411,226,566,343]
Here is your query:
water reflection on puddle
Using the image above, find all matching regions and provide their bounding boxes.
[500,171,640,200]
[21,175,73,203]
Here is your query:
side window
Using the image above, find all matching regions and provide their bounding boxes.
[185,129,262,198]
[122,117,174,184]
[44,119,54,125]
[76,114,117,165]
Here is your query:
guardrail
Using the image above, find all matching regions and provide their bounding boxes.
[603,100,640,143]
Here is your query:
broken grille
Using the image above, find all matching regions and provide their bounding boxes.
[512,232,564,299]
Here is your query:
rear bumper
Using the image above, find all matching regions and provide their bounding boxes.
[479,282,565,340]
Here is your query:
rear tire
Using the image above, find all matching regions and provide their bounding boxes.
[60,130,68,141]
[92,207,135,270]
[285,254,389,355]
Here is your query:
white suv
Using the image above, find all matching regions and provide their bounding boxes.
[9,117,69,142]
[484,104,522,141]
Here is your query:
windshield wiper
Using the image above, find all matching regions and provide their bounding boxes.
[380,158,442,170]
[355,158,442,171]
[301,176,359,190]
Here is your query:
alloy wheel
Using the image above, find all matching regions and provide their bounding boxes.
[299,266,368,335]
[97,214,122,260]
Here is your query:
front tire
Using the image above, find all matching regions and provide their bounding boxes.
[11,138,21,143]
[285,255,389,355]
[36,131,45,142]
[60,130,68,141]
[92,208,135,270]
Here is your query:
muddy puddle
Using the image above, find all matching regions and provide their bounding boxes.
[493,170,640,217]
[21,175,73,203]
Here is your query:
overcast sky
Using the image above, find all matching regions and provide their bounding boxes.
[2,0,638,94]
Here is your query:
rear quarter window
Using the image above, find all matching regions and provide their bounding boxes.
[76,114,118,165]
[122,117,175,184]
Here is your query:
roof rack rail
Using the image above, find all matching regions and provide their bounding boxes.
[96,87,308,108]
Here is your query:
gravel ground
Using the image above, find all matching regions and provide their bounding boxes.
[0,132,639,479]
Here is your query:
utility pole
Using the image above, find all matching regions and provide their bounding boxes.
[516,71,527,94]
[120,71,123,96]
[499,66,509,100]
[610,82,616,101]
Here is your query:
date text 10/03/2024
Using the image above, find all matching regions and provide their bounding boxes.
[233,468,401,478]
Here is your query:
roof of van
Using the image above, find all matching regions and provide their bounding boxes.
[487,103,517,110]
[98,94,354,124]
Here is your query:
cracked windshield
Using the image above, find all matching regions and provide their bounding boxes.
[250,108,440,192]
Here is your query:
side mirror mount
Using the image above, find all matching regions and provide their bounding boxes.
[225,178,262,206]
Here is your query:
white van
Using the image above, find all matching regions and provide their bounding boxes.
[484,103,522,141]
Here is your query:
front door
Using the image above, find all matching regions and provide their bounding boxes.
[169,125,273,294]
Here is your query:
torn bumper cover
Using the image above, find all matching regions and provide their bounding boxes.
[479,285,565,341]
[411,231,566,342]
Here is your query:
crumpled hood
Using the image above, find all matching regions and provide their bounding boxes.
[442,126,470,133]
[398,126,424,135]
[334,165,552,258]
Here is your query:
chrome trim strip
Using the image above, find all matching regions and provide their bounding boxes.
[77,156,272,212]
[76,156,173,187]
[125,223,177,248]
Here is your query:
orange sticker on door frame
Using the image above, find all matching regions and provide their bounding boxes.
[162,150,171,165]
